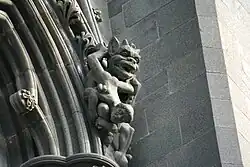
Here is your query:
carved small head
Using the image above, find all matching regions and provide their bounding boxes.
[110,103,134,124]
[107,37,141,81]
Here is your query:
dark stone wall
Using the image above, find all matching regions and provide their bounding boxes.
[107,0,221,166]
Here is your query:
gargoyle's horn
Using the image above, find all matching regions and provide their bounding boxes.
[122,39,129,45]
[130,43,136,49]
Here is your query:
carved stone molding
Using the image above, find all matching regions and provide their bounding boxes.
[21,153,119,167]
[0,0,141,166]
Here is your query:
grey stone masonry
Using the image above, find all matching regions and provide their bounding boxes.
[107,0,233,166]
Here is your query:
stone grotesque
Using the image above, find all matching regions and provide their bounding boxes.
[84,37,141,167]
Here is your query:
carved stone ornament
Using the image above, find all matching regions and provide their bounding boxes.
[20,89,37,112]
[0,0,141,166]
[84,37,141,167]
[93,8,102,23]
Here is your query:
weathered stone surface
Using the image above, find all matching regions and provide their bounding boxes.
[195,0,217,16]
[198,15,222,48]
[123,0,173,27]
[238,133,250,166]
[131,105,148,143]
[179,99,213,144]
[130,23,159,49]
[203,47,226,73]
[130,118,181,167]
[136,69,168,102]
[110,12,126,36]
[167,47,205,93]
[108,0,129,18]
[112,0,196,41]
[139,18,201,82]
[211,99,236,128]
[146,128,220,167]
[206,73,231,100]
[234,107,250,145]
[237,0,250,12]
[145,148,185,167]
[156,0,196,36]
[216,127,242,164]
[181,128,221,167]
[114,13,158,41]
[143,74,210,132]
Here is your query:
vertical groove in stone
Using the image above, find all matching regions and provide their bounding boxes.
[0,58,24,166]
[77,0,102,43]
[11,0,75,155]
[38,0,102,154]
[1,22,59,155]
[26,0,91,153]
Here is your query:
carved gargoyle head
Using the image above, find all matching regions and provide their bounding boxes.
[107,37,141,81]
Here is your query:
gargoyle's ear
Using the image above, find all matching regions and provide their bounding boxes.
[108,36,120,55]
[135,49,140,54]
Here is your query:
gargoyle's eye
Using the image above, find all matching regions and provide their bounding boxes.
[121,50,130,57]
[134,57,140,63]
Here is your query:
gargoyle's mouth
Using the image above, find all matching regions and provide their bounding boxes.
[119,61,137,74]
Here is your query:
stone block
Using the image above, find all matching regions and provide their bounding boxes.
[136,69,168,102]
[181,128,221,167]
[135,84,169,112]
[148,128,221,167]
[130,118,181,167]
[195,0,217,16]
[156,0,196,36]
[203,47,226,73]
[110,12,126,36]
[198,15,222,48]
[131,105,149,143]
[211,99,235,128]
[215,127,242,164]
[167,47,205,93]
[159,17,202,62]
[139,18,202,82]
[138,40,168,82]
[206,72,231,100]
[144,73,210,132]
[108,0,129,18]
[130,23,159,49]
[116,13,157,40]
[146,148,185,167]
[123,0,172,27]
[179,99,214,144]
